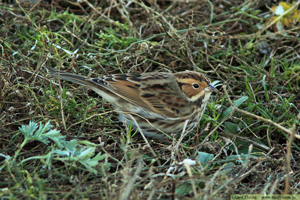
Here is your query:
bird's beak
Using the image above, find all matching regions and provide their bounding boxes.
[205,84,218,92]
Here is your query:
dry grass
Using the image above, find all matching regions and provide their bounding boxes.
[0,0,300,199]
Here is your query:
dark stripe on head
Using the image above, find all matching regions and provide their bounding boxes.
[175,71,209,83]
[176,82,188,89]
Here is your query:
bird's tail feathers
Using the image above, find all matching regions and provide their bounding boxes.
[48,67,94,87]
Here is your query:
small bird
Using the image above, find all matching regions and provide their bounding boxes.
[49,68,216,138]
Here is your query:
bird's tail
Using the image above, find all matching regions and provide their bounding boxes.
[48,67,94,88]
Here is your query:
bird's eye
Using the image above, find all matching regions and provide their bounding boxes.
[192,83,199,89]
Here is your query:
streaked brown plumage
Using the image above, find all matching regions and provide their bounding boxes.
[49,68,216,138]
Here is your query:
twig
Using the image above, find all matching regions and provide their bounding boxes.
[183,161,198,197]
[219,132,270,151]
[284,124,296,194]
[233,107,299,140]
[53,67,68,132]
[223,86,299,140]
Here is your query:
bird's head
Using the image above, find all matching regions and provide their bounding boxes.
[175,71,216,102]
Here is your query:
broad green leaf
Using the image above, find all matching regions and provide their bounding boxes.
[219,96,249,121]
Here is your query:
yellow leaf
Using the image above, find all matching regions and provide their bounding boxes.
[279,2,292,11]
[282,18,292,27]
[292,10,300,22]
[271,5,278,14]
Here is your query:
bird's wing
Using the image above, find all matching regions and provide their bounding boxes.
[91,73,191,118]
[49,68,191,118]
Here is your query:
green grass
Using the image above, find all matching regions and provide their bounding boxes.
[1,0,300,199]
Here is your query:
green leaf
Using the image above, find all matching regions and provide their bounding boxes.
[197,152,214,164]
[219,96,249,121]
[19,121,64,146]
[52,140,106,174]
[244,77,254,99]
[19,121,39,139]
[224,122,239,134]
[176,183,193,196]
[262,75,270,102]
